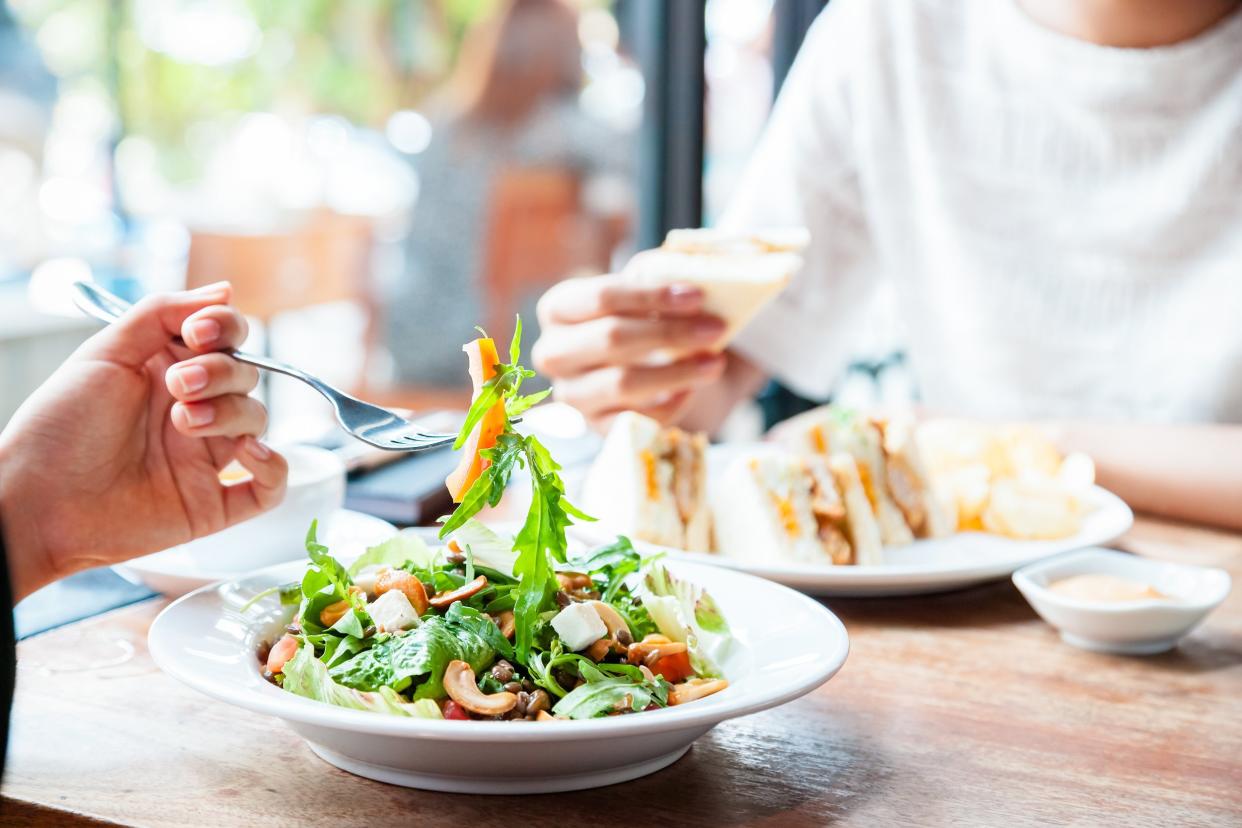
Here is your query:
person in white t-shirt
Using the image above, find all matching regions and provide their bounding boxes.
[531,0,1242,530]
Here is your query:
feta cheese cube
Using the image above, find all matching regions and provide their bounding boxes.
[367,589,420,634]
[551,602,608,651]
[353,565,388,597]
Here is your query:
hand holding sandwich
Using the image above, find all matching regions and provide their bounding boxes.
[533,274,729,430]
[533,228,807,432]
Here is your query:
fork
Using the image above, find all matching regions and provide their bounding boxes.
[71,281,459,452]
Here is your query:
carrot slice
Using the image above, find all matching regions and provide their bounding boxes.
[445,337,506,502]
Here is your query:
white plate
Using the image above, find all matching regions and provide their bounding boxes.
[115,509,397,596]
[569,444,1134,597]
[148,540,848,793]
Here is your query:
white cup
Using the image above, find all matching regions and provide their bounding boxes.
[183,444,346,574]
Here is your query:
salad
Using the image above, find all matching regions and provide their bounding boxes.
[255,320,733,721]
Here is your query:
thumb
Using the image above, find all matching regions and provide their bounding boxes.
[77,283,233,369]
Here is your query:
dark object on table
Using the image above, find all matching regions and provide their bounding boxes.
[344,448,457,527]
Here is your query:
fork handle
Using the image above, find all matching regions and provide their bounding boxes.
[71,281,337,399]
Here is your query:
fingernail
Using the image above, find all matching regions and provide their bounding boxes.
[170,364,208,395]
[182,401,215,427]
[191,281,230,295]
[693,318,726,340]
[245,436,272,459]
[666,285,702,308]
[187,318,220,347]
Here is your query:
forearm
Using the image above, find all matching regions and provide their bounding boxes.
[1055,420,1242,531]
[679,351,769,435]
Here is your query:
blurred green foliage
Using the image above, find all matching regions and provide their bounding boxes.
[11,0,503,181]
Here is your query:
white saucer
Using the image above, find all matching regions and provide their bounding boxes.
[114,509,397,597]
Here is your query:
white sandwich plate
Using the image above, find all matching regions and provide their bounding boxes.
[569,444,1134,597]
[148,545,848,793]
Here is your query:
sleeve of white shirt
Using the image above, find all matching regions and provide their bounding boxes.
[719,0,881,401]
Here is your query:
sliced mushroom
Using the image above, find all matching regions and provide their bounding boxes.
[443,660,518,716]
[556,571,592,592]
[429,575,489,609]
[588,601,627,638]
[584,638,612,662]
[583,601,631,659]
[626,638,688,666]
[375,570,430,615]
[668,678,729,706]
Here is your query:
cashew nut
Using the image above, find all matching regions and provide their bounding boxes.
[442,660,518,716]
[669,678,729,706]
[375,570,430,615]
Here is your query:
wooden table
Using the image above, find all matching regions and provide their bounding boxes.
[3,517,1240,827]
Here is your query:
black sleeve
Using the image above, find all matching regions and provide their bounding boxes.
[0,516,14,781]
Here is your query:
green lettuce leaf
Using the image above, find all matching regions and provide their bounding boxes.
[634,561,733,678]
[328,604,504,699]
[347,531,434,576]
[282,645,442,718]
[446,520,519,577]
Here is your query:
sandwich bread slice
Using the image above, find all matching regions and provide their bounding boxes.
[713,450,883,566]
[873,415,955,539]
[580,411,712,551]
[774,409,915,546]
[623,227,809,351]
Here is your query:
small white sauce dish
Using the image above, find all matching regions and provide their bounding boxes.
[1012,547,1231,655]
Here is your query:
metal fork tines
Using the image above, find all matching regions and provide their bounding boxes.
[71,281,458,453]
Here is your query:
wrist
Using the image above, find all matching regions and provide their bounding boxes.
[0,438,56,602]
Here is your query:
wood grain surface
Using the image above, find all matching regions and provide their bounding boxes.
[2,517,1239,828]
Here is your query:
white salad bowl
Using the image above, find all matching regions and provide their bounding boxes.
[1012,547,1231,655]
[148,557,848,793]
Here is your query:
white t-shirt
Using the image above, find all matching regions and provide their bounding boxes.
[724,0,1242,423]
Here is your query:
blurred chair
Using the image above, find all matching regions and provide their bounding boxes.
[185,210,383,423]
[480,168,621,337]
[185,210,373,324]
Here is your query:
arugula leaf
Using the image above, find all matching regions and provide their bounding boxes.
[551,671,669,719]
[438,433,526,537]
[505,388,550,418]
[509,314,522,364]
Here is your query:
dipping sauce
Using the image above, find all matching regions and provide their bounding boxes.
[1049,574,1167,603]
